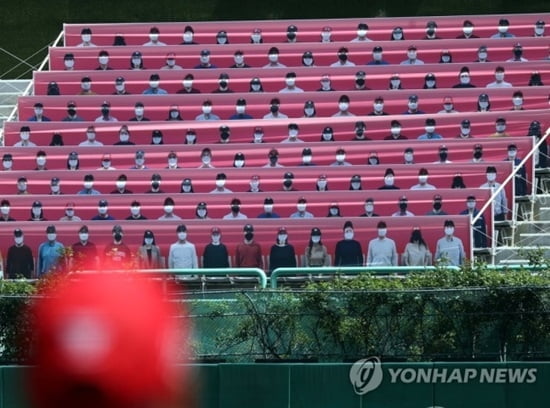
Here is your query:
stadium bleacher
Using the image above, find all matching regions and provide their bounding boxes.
[1,13,549,276]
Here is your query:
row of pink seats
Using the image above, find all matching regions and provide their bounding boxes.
[50,37,550,70]
[16,87,550,122]
[34,62,549,95]
[62,14,549,45]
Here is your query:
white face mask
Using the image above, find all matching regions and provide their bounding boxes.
[322,133,332,141]
[302,155,312,164]
[183,80,193,89]
[81,82,91,91]
[357,29,367,37]
[196,209,206,218]
[374,103,383,112]
[98,207,108,215]
[32,208,41,217]
[425,126,435,134]
[200,55,210,64]
[119,133,129,143]
[65,209,74,218]
[445,227,455,236]
[351,182,361,190]
[99,56,109,65]
[149,81,159,89]
[132,58,142,66]
[407,51,417,59]
[81,34,91,43]
[215,180,226,188]
[84,181,93,190]
[202,155,211,164]
[166,59,176,67]
[34,108,43,116]
[47,233,57,241]
[373,52,382,61]
[278,234,288,242]
[513,98,523,106]
[177,232,187,241]
[234,55,244,65]
[304,108,315,117]
[36,157,46,166]
[65,60,74,69]
[289,129,299,138]
[268,54,278,63]
[478,52,488,60]
[329,208,339,216]
[15,236,23,245]
[285,78,296,87]
[164,205,174,214]
[1,206,9,215]
[463,26,474,35]
[182,185,192,193]
[251,84,262,92]
[365,204,374,213]
[479,101,489,110]
[135,158,145,166]
[393,32,403,40]
[250,181,259,189]
[79,233,89,242]
[390,127,401,136]
[461,127,471,135]
[498,26,508,33]
[115,84,124,92]
[535,27,544,36]
[168,158,177,167]
[253,133,263,142]
[385,176,394,185]
[3,160,12,169]
[212,235,221,244]
[496,125,506,133]
[217,36,227,44]
[149,33,159,42]
[311,236,321,243]
[131,207,140,215]
[426,80,436,88]
[495,73,505,82]
[297,203,307,212]
[408,102,417,110]
[338,102,349,111]
[336,154,345,162]
[303,58,313,66]
[236,105,246,114]
[321,80,331,90]
[508,150,517,158]
[317,180,327,189]
[487,173,497,182]
[378,229,387,237]
[344,231,354,240]
[116,181,126,190]
[21,132,30,141]
[183,33,193,42]
[444,103,453,111]
[69,159,78,168]
[202,106,212,114]
[467,201,476,210]
[418,175,428,183]
[144,237,154,246]
[87,132,96,141]
[186,134,196,143]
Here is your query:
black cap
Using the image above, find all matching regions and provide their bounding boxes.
[46,225,56,233]
[243,224,254,232]
[311,227,321,236]
[373,45,382,52]
[343,220,354,230]
[385,168,395,176]
[14,228,23,237]
[377,221,387,229]
[32,200,42,208]
[99,199,108,207]
[302,147,312,155]
[284,171,294,179]
[264,197,274,204]
[425,118,436,126]
[177,224,187,232]
[144,230,154,239]
[444,219,455,227]
[216,173,227,180]
[408,94,418,102]
[461,119,471,127]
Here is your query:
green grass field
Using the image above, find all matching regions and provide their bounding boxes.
[0,0,546,79]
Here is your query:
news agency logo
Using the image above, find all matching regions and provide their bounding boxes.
[349,356,537,397]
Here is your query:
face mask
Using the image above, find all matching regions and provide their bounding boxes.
[344,231,354,240]
[393,32,403,40]
[444,104,453,111]
[183,33,193,42]
[445,227,454,236]
[135,107,144,116]
[251,84,261,92]
[200,55,210,64]
[144,237,154,246]
[215,180,226,188]
[164,205,174,214]
[119,133,129,143]
[193,208,206,218]
[369,158,378,165]
[321,80,331,90]
[81,82,91,91]
[288,129,298,138]
[321,32,331,41]
[82,34,91,43]
[135,158,145,166]
[418,175,428,183]
[116,181,126,190]
[479,101,489,110]
[1,206,9,215]
[217,36,227,44]
[183,80,193,88]
[308,235,320,244]
[65,60,74,69]
[385,176,394,186]
[245,232,254,241]
[303,58,313,66]
[131,207,140,215]
[373,52,382,61]
[302,155,312,164]
[148,80,160,89]
[441,56,451,63]
[212,235,220,244]
[132,58,141,66]
[338,102,349,111]
[467,201,476,210]
[496,125,506,133]
[236,105,246,114]
[32,208,41,217]
[165,158,176,168]
[152,137,162,144]
[69,159,78,168]
[460,76,470,84]
[535,27,544,35]
[495,73,505,81]
[166,59,176,67]
[234,55,244,65]
[487,173,497,182]
[87,132,96,141]
[513,98,523,106]
[202,155,211,164]
[351,182,361,190]
[114,233,123,242]
[391,127,401,136]
[338,53,348,62]
[186,134,196,143]
[34,108,43,116]
[268,54,278,63]
[79,233,89,242]
[508,150,517,158]
[170,110,179,119]
[357,29,367,37]
[304,108,315,117]
[426,80,436,88]
[374,103,384,112]
[231,205,240,213]
[278,234,288,242]
[317,180,327,189]
[182,185,192,193]
[478,52,487,60]
[18,183,27,192]
[336,154,345,162]
[98,207,108,215]
[408,102,417,110]
[253,133,263,142]
[378,229,387,237]
[14,236,24,245]
[407,51,417,59]
[463,26,474,35]
[115,84,124,92]
[47,233,56,241]
[36,157,46,166]
[250,181,259,189]
[322,133,332,141]
[176,231,186,241]
[99,56,109,65]
[202,106,212,114]
[329,208,338,216]
[439,152,448,161]
[3,160,12,169]
[84,181,93,190]
[425,126,435,134]
[251,34,262,42]
[285,78,296,87]
[297,203,307,212]
[498,26,508,33]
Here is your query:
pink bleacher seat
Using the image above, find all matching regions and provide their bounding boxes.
[0,215,473,270]
[16,87,550,122]
[62,14,550,46]
[50,37,550,70]
[34,61,550,95]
